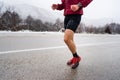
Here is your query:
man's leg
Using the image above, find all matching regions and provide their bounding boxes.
[64,29,76,54]
[64,29,81,69]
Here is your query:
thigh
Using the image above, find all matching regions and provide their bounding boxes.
[64,29,74,41]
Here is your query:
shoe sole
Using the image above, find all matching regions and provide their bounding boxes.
[67,62,72,65]
[71,62,79,69]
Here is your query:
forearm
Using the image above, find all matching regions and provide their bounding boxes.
[57,4,64,10]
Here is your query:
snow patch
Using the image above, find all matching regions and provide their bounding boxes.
[0,31,63,36]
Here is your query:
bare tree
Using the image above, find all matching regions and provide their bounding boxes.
[1,5,21,31]
[53,18,63,31]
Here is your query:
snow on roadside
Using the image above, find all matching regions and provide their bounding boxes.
[0,31,64,36]
[0,31,120,37]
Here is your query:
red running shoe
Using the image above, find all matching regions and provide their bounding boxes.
[67,56,81,69]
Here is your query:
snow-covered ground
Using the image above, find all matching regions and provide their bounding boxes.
[0,31,120,36]
[0,31,64,36]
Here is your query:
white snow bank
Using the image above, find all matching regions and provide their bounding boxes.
[0,31,120,37]
[0,31,64,36]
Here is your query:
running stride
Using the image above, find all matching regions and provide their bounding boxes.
[52,0,92,69]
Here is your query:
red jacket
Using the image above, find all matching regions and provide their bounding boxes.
[57,0,93,16]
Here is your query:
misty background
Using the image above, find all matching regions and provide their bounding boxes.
[0,0,120,34]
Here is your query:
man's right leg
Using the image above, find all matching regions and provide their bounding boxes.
[64,29,81,69]
[64,29,76,54]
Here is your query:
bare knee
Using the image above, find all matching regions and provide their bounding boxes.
[64,29,74,44]
[64,37,70,44]
[64,37,68,43]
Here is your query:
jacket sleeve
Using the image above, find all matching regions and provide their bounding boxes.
[57,0,65,10]
[80,0,93,7]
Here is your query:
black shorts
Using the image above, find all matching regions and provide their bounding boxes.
[64,14,82,32]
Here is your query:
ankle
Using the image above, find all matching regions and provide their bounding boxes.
[73,52,79,57]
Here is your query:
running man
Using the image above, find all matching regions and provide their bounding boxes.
[52,0,92,69]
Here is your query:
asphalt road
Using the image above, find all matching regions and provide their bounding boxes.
[0,33,120,80]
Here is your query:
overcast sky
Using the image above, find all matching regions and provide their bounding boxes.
[1,0,120,19]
